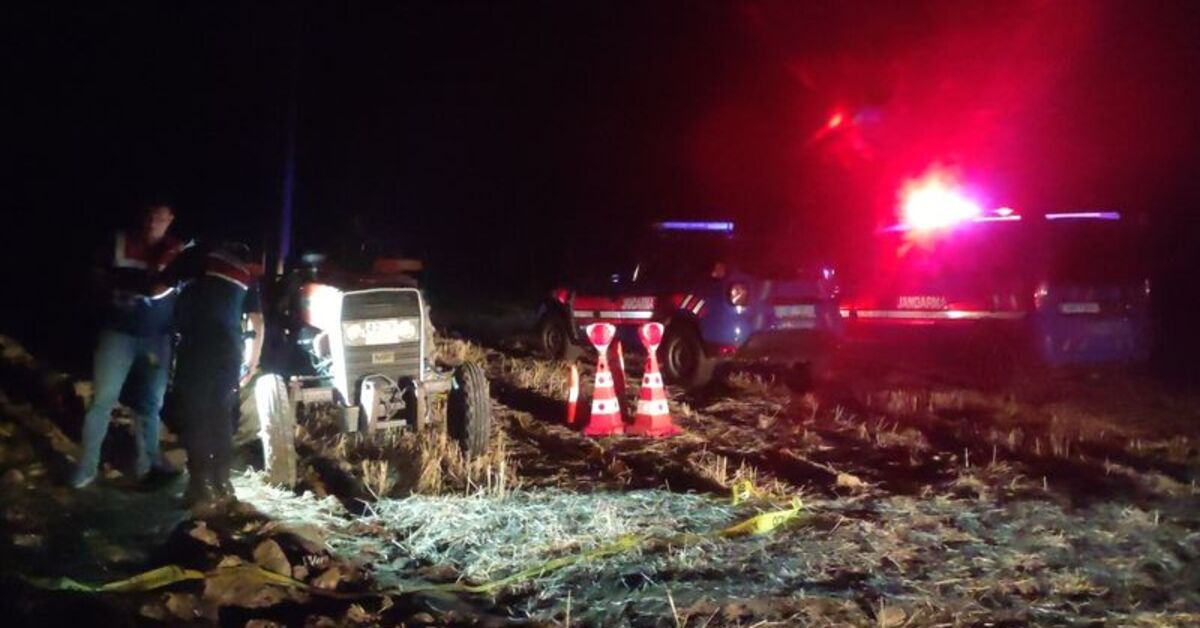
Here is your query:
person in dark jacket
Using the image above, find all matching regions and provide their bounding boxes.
[71,203,183,488]
[161,241,263,509]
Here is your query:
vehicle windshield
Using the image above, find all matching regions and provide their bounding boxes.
[634,233,815,283]
[1037,220,1144,283]
[874,217,1144,287]
[877,221,1027,288]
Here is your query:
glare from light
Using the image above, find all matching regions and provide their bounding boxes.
[900,173,982,231]
[302,283,342,331]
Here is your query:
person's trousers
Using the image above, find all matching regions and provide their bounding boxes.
[173,338,239,487]
[77,330,171,477]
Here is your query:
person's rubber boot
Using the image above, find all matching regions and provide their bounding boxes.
[138,458,182,489]
[181,475,219,516]
[69,464,98,489]
[210,465,237,507]
[212,478,236,502]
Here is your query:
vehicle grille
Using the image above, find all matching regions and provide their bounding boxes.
[341,290,423,393]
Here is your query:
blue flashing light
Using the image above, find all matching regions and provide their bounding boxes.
[654,221,735,233]
[1044,211,1121,221]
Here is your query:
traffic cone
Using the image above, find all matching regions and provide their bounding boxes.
[582,323,624,436]
[610,339,627,412]
[565,363,580,425]
[628,322,681,437]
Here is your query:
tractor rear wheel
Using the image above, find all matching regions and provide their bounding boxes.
[448,362,491,454]
[254,374,297,487]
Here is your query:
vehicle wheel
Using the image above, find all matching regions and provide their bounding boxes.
[448,362,491,454]
[234,375,262,448]
[660,325,716,390]
[538,314,578,360]
[806,354,836,385]
[784,356,833,391]
[975,326,1034,388]
[254,374,297,487]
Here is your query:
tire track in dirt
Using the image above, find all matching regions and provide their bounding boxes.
[491,379,728,494]
[481,342,1199,509]
[821,390,1178,507]
[833,353,1200,494]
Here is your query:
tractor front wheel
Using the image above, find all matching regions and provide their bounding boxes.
[448,362,492,455]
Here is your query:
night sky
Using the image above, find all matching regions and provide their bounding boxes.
[4,1,1200,374]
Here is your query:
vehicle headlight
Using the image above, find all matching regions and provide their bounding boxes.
[394,319,419,342]
[727,282,750,306]
[342,318,420,346]
[343,322,366,345]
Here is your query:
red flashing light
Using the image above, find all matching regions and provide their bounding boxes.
[551,288,571,305]
[900,173,982,231]
[826,111,845,130]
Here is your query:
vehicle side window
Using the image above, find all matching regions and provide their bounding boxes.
[636,251,714,284]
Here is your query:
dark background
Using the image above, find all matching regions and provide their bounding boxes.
[2,1,1199,381]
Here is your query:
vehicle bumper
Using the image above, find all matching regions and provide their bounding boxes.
[1036,316,1150,366]
[726,329,840,364]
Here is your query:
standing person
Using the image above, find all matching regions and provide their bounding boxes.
[71,203,183,488]
[163,241,263,510]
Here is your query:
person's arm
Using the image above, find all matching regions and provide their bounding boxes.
[155,243,205,295]
[241,282,265,387]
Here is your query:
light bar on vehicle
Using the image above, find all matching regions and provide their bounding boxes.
[1044,211,1121,221]
[882,209,1021,232]
[654,221,735,233]
[973,214,1022,223]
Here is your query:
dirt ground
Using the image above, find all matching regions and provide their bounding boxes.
[2,331,1199,626]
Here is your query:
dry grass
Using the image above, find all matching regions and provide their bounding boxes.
[691,449,797,502]
[416,427,514,498]
[694,449,730,487]
[726,371,783,398]
[436,337,489,365]
[318,421,517,499]
[362,459,393,497]
[498,356,570,398]
[853,417,931,451]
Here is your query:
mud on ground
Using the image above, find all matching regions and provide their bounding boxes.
[3,331,1200,626]
[291,335,1200,625]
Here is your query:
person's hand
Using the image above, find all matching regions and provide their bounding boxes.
[240,366,258,389]
[147,283,173,299]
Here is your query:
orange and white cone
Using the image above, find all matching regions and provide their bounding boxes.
[628,322,681,437]
[583,323,624,436]
[565,363,580,425]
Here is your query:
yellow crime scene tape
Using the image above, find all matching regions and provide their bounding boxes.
[22,485,805,598]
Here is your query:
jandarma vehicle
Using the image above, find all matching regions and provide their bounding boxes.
[843,201,1151,367]
[536,221,843,389]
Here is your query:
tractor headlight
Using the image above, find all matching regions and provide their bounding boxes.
[342,318,420,346]
[343,322,367,345]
